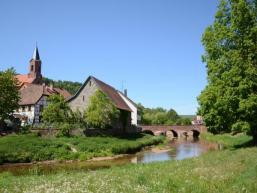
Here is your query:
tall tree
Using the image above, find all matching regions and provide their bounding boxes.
[42,94,71,124]
[85,90,120,129]
[0,69,20,127]
[198,0,257,140]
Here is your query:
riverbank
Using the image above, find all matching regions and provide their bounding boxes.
[0,133,164,164]
[200,132,253,148]
[0,133,256,193]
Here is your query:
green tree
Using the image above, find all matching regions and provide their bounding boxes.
[42,77,82,95]
[0,69,20,127]
[42,94,71,124]
[198,0,257,140]
[85,90,120,129]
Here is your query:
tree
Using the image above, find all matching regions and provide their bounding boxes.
[0,69,20,127]
[42,77,82,95]
[85,90,120,129]
[198,0,257,140]
[42,94,71,124]
[137,104,190,125]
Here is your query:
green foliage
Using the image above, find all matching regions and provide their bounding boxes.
[85,90,120,129]
[138,103,192,125]
[0,68,20,123]
[0,134,163,164]
[42,94,71,124]
[42,77,82,95]
[198,0,257,139]
[201,132,252,148]
[55,123,71,137]
[1,136,257,192]
[231,121,251,134]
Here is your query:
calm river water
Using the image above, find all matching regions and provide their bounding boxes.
[0,138,221,176]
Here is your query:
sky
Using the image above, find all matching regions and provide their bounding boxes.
[0,0,219,115]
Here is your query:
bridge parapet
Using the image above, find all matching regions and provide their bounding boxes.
[140,125,207,137]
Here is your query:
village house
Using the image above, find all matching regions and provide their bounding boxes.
[192,115,204,125]
[118,90,141,126]
[14,47,71,124]
[68,76,139,131]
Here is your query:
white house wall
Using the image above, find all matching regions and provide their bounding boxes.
[118,93,138,125]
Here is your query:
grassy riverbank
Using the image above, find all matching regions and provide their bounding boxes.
[0,133,257,193]
[0,133,164,164]
[201,132,253,148]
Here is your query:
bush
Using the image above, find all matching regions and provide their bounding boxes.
[56,123,71,137]
[231,122,250,135]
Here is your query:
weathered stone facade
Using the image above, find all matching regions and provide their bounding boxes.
[68,79,98,112]
[68,76,133,131]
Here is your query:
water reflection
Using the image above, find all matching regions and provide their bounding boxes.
[135,138,219,163]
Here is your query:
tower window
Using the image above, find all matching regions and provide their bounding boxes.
[31,65,34,71]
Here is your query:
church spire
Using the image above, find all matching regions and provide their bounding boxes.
[32,46,40,60]
[28,45,42,84]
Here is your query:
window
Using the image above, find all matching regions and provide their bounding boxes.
[28,106,31,111]
[22,106,25,111]
[89,81,92,87]
[82,95,85,101]
[30,65,34,71]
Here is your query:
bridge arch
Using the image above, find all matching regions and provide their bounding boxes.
[191,129,200,138]
[170,130,178,138]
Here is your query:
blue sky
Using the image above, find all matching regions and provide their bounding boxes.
[0,0,219,115]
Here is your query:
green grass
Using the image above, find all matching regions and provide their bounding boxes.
[1,133,256,192]
[0,144,256,192]
[0,133,164,164]
[201,132,253,148]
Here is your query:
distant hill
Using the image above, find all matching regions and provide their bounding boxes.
[179,115,195,120]
[43,77,82,95]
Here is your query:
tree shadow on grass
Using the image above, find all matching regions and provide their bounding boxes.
[233,139,257,149]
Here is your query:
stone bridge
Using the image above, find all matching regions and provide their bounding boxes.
[140,125,207,138]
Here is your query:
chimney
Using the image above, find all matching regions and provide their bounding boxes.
[124,89,127,97]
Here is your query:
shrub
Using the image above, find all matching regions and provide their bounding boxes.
[56,123,71,137]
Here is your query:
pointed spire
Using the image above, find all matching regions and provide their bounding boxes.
[32,45,40,60]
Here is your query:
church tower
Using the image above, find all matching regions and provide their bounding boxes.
[28,46,42,84]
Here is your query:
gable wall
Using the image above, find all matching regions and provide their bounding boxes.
[68,79,98,113]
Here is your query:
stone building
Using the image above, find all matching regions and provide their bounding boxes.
[68,76,138,131]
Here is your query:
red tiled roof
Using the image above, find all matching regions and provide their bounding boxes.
[117,91,137,107]
[53,87,72,99]
[15,74,35,86]
[68,76,132,112]
[92,77,132,112]
[19,83,72,105]
[19,84,44,105]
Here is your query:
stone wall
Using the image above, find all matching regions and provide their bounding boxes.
[68,79,98,112]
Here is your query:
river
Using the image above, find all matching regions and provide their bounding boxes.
[0,138,221,176]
